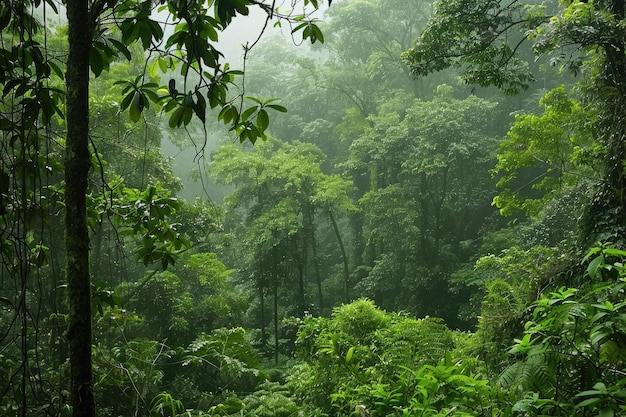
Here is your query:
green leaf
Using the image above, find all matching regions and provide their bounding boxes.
[599,408,614,417]
[148,60,160,79]
[168,79,178,97]
[142,88,160,103]
[0,117,13,130]
[129,91,144,122]
[266,104,287,113]
[311,24,324,43]
[158,57,169,73]
[291,22,308,34]
[194,91,207,123]
[246,96,263,104]
[48,60,64,79]
[89,46,104,77]
[120,90,134,111]
[181,106,193,126]
[121,18,140,45]
[345,346,354,364]
[109,38,132,61]
[0,6,11,32]
[139,21,153,50]
[587,255,603,278]
[169,106,184,128]
[575,397,603,408]
[241,106,257,121]
[147,19,164,43]
[257,109,269,131]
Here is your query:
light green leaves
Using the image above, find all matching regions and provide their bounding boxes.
[150,392,184,417]
[492,86,596,217]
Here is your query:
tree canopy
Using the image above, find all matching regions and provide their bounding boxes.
[3,0,626,416]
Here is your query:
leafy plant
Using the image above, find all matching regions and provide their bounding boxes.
[176,327,262,407]
[230,381,308,417]
[291,300,458,415]
[502,244,626,416]
[150,392,184,417]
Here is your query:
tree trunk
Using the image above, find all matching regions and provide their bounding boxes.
[303,205,323,313]
[273,271,279,365]
[328,209,350,303]
[259,281,266,348]
[272,245,279,364]
[65,1,94,416]
[419,172,430,260]
[310,229,324,314]
[296,257,306,316]
[428,165,448,258]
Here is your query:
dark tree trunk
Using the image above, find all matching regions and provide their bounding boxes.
[310,230,324,314]
[419,172,430,260]
[272,245,279,364]
[607,0,626,236]
[328,209,350,303]
[65,1,94,416]
[296,257,306,316]
[303,205,322,313]
[428,165,448,258]
[259,280,266,348]
[273,271,279,365]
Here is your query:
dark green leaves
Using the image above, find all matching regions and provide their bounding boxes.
[0,4,11,32]
[292,21,325,44]
[90,32,134,77]
[164,20,223,70]
[115,184,191,270]
[115,76,160,122]
[402,0,536,95]
[160,83,207,128]
[214,0,250,27]
[167,101,192,128]
[119,1,163,50]
[108,0,325,145]
[502,245,626,416]
[215,97,287,144]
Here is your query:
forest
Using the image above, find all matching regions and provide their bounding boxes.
[2,0,626,416]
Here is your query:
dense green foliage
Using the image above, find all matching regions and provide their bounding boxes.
[2,0,626,416]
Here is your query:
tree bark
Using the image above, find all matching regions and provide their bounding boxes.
[328,209,350,303]
[273,267,279,365]
[310,228,324,314]
[259,281,266,348]
[65,0,94,416]
[271,243,279,364]
[303,205,322,314]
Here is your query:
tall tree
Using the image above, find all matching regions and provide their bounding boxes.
[65,1,94,415]
[209,139,355,333]
[403,0,626,245]
[345,87,500,325]
[0,0,328,415]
